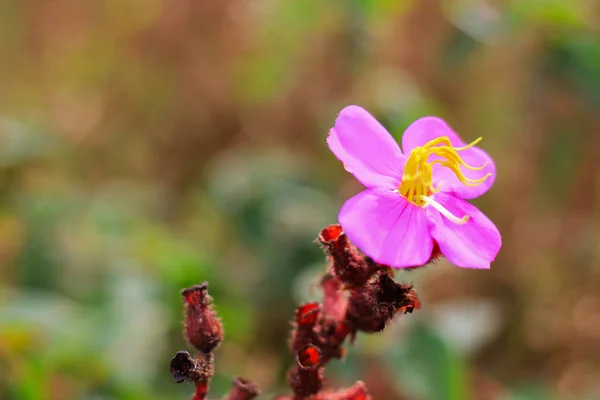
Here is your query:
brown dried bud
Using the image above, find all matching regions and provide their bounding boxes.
[287,364,324,397]
[346,272,419,333]
[170,351,195,383]
[182,283,224,353]
[170,351,215,384]
[223,377,261,400]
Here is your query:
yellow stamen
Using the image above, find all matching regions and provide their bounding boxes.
[398,136,490,210]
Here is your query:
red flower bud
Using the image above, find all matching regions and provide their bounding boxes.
[290,303,321,353]
[296,302,321,327]
[297,344,322,369]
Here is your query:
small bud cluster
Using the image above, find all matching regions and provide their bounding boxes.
[171,224,424,399]
[277,224,421,399]
[170,282,260,400]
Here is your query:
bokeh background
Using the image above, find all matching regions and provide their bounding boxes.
[1,1,600,399]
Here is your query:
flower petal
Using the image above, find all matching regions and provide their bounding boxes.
[339,189,433,268]
[328,106,405,190]
[401,117,495,199]
[425,192,501,269]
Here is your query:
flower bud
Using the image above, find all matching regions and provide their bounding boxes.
[295,302,320,327]
[287,364,324,398]
[297,344,322,369]
[318,225,372,287]
[346,272,419,333]
[290,302,321,353]
[181,283,224,353]
[287,344,325,397]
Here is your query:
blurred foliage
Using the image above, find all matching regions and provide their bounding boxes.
[1,0,600,399]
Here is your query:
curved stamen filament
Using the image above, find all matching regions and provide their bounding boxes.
[430,160,492,186]
[423,136,483,152]
[450,136,483,151]
[428,147,489,171]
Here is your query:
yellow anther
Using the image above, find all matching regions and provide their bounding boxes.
[398,136,489,206]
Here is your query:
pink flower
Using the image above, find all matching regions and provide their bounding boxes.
[327,105,501,269]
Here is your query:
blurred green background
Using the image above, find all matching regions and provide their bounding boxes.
[1,1,599,399]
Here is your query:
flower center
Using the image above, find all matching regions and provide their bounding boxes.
[398,136,491,223]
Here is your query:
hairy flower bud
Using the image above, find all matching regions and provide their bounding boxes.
[287,344,325,397]
[290,302,321,353]
[295,302,320,327]
[297,344,322,369]
[287,364,324,397]
[318,225,373,287]
[346,272,419,333]
[182,283,224,353]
